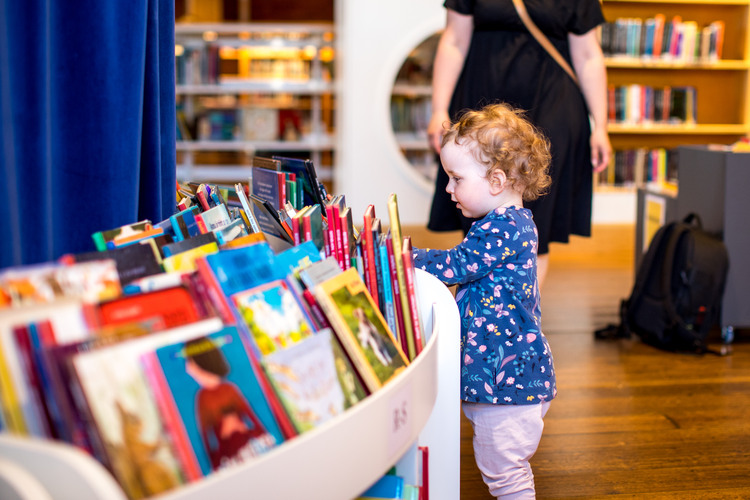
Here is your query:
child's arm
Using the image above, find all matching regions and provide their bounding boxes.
[412,219,511,286]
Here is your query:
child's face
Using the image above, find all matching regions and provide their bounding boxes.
[440,141,499,219]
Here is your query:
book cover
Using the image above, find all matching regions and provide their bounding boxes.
[95,285,203,330]
[312,268,408,393]
[260,329,348,433]
[298,256,342,290]
[251,166,284,211]
[107,227,165,250]
[195,203,232,233]
[170,206,203,242]
[162,231,218,258]
[68,242,162,287]
[387,193,416,360]
[357,472,405,499]
[214,218,249,245]
[231,278,315,357]
[151,325,286,475]
[249,193,294,245]
[203,242,281,298]
[92,220,152,252]
[162,241,220,273]
[70,322,225,497]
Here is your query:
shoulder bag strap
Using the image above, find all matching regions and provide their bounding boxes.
[511,0,580,86]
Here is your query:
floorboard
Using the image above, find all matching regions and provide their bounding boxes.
[405,224,750,499]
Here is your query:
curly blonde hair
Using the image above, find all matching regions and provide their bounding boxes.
[441,103,552,201]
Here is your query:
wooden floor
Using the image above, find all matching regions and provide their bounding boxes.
[406,224,750,499]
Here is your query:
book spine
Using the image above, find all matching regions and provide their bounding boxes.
[402,241,423,356]
[386,234,407,351]
[0,333,28,433]
[378,240,399,340]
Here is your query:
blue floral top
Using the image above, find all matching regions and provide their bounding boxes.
[413,206,556,405]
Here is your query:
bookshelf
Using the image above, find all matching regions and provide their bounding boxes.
[600,0,750,202]
[0,270,460,500]
[175,22,336,185]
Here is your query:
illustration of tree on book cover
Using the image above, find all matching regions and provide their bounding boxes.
[152,326,285,475]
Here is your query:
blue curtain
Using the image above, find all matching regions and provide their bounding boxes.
[0,0,175,269]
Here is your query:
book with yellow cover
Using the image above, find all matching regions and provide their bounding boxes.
[387,193,416,360]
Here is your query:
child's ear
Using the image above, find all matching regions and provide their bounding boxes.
[489,169,507,195]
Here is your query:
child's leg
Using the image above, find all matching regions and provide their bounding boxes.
[462,401,551,499]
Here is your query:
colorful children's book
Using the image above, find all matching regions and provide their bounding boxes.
[251,165,285,210]
[378,232,398,339]
[147,325,286,476]
[162,241,220,273]
[312,268,408,393]
[95,285,204,330]
[261,329,349,433]
[214,218,248,245]
[69,321,225,497]
[231,278,315,357]
[170,206,202,242]
[68,243,163,287]
[249,193,294,245]
[234,182,262,233]
[194,203,233,234]
[302,204,326,253]
[162,231,218,258]
[202,242,281,298]
[272,155,326,207]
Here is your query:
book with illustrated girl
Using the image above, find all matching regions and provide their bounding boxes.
[144,325,286,477]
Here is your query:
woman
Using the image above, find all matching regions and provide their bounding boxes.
[427,0,612,287]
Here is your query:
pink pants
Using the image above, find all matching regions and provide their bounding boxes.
[462,401,551,499]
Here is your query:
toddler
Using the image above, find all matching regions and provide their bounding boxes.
[413,103,556,498]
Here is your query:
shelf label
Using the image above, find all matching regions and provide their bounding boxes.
[388,383,413,456]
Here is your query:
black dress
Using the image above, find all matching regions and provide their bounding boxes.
[427,0,605,254]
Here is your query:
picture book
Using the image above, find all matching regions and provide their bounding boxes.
[260,329,349,433]
[312,268,408,393]
[162,231,218,258]
[149,325,286,476]
[297,256,342,290]
[387,193,416,360]
[92,220,152,252]
[69,322,226,497]
[162,241,220,273]
[231,278,315,357]
[220,231,267,250]
[95,285,204,330]
[275,240,323,277]
[68,242,163,286]
[202,242,281,298]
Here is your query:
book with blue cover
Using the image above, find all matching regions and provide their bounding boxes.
[149,325,285,476]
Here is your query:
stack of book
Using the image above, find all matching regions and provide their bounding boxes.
[0,156,427,499]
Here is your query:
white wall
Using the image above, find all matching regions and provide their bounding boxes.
[335,0,445,225]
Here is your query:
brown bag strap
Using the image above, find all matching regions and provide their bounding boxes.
[512,0,579,86]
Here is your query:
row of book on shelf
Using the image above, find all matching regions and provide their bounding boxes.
[177,104,308,143]
[0,155,429,500]
[601,15,724,62]
[596,147,679,189]
[608,85,696,125]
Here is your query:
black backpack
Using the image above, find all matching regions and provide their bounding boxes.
[596,213,729,354]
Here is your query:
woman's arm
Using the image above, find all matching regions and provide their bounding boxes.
[427,9,474,153]
[569,28,612,173]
